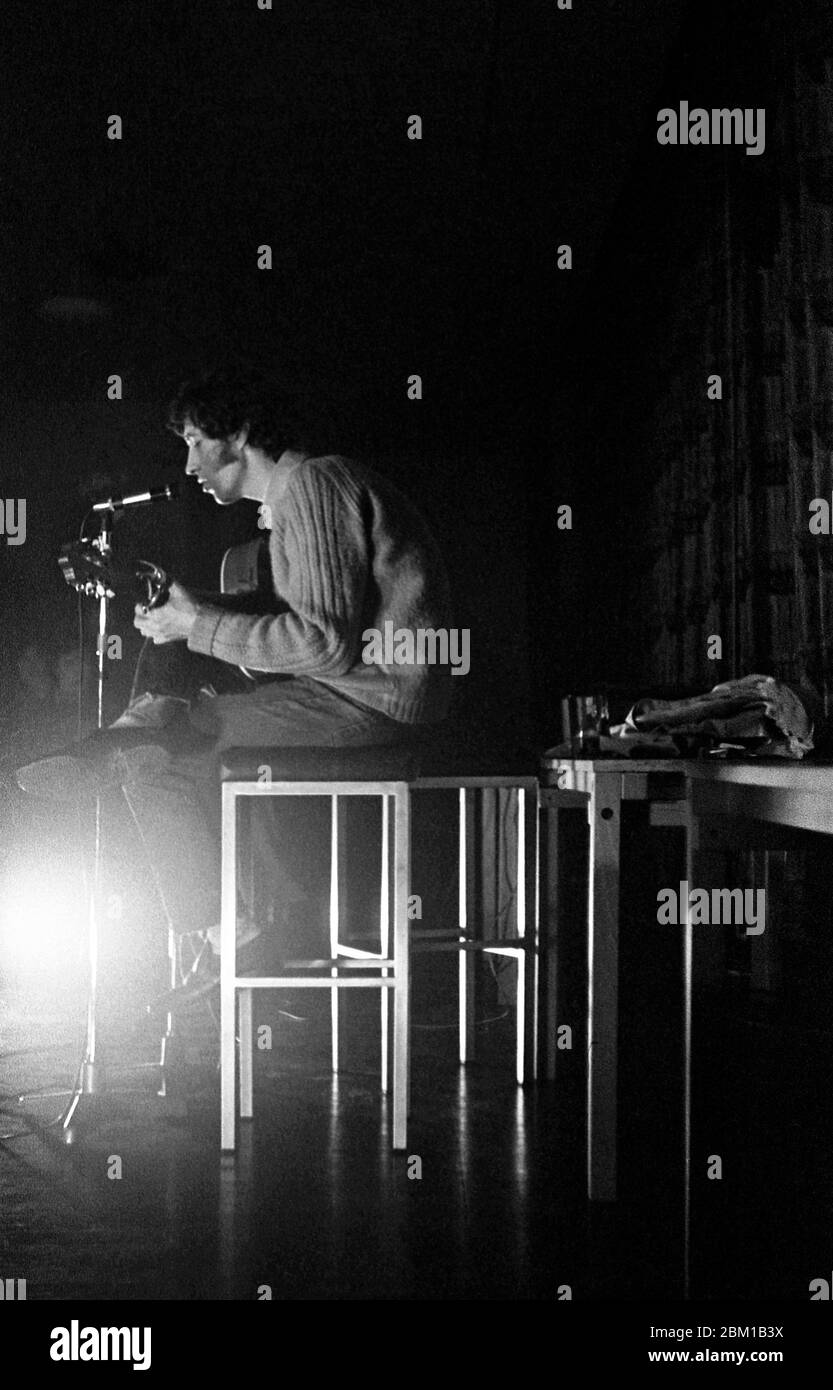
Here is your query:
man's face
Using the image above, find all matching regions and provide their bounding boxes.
[181,418,244,505]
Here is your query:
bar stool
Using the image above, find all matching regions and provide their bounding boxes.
[410,776,541,1084]
[312,770,542,1088]
[219,744,418,1153]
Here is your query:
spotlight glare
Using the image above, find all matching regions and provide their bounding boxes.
[0,867,86,973]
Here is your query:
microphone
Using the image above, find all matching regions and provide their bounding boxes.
[92,482,179,513]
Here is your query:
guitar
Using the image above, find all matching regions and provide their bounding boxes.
[58,536,284,686]
[58,540,170,609]
[59,535,294,690]
[59,536,276,612]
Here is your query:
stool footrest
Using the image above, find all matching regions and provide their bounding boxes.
[334,943,386,959]
[233,975,398,989]
[412,938,529,953]
[410,929,474,941]
[283,957,396,970]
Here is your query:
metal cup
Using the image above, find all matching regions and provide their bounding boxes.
[561,692,610,757]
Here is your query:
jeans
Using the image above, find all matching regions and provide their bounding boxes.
[119,636,418,941]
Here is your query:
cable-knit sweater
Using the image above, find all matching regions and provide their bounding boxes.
[188,452,453,725]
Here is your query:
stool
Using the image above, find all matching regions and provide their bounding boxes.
[219,744,418,1153]
[411,776,541,1084]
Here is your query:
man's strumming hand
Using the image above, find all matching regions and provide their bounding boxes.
[134,581,200,644]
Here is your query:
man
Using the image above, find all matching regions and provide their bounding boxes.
[18,366,453,993]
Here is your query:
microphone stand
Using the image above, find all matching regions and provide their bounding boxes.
[60,508,183,1138]
[60,508,111,1136]
[15,507,179,1142]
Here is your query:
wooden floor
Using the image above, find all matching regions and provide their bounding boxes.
[1,960,831,1302]
[0,971,584,1302]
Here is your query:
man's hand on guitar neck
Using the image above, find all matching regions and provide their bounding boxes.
[134,581,201,645]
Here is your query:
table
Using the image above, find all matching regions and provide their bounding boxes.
[541,759,688,1202]
[685,759,833,834]
[542,757,833,1207]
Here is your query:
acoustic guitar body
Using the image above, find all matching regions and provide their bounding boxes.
[219,535,290,681]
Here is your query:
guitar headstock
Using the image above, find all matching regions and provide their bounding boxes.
[58,541,169,609]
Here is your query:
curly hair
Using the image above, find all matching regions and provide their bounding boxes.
[168,366,311,459]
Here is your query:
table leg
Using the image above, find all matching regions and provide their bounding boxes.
[220,785,237,1152]
[683,805,697,1297]
[587,771,622,1202]
[541,798,561,1082]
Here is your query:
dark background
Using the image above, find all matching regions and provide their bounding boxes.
[0,0,830,738]
[0,0,691,748]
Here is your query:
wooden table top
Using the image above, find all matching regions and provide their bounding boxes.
[544,755,833,785]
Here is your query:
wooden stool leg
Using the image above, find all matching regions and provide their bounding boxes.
[513,787,526,1085]
[523,784,539,1082]
[380,794,390,1094]
[221,784,238,1151]
[514,952,525,1085]
[458,788,476,1064]
[329,793,340,1074]
[239,988,253,1119]
[392,785,410,1150]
